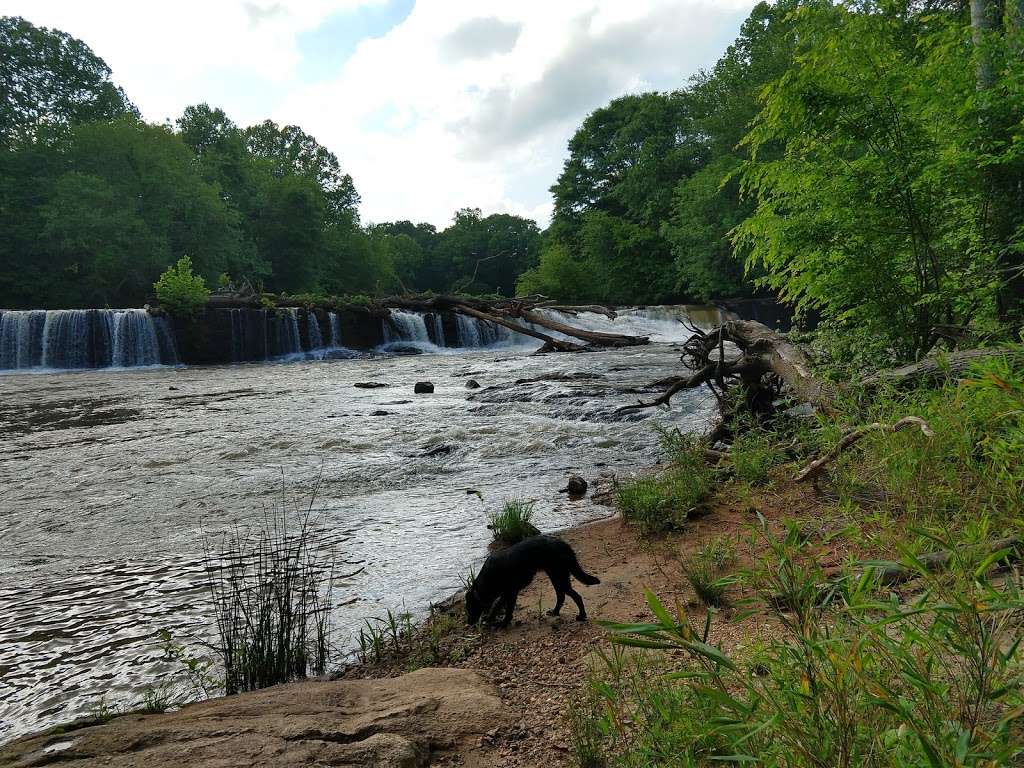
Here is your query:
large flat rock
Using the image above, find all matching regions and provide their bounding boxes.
[2,668,508,767]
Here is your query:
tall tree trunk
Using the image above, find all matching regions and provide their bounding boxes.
[971,0,1000,90]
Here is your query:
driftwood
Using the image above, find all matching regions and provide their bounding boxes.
[453,304,581,352]
[618,320,832,414]
[867,537,1021,586]
[861,347,1024,389]
[386,295,645,350]
[794,416,935,482]
[516,309,648,347]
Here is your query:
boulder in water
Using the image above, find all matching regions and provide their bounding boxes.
[423,443,452,457]
[354,382,389,389]
[414,381,434,394]
[560,475,588,496]
[371,410,390,416]
[465,379,481,389]
[388,344,425,356]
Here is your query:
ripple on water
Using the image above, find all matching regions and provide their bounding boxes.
[0,342,717,743]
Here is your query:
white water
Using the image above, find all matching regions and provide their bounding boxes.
[0,308,176,371]
[307,312,324,349]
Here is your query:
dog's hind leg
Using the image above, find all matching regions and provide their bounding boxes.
[546,572,566,616]
[564,585,587,621]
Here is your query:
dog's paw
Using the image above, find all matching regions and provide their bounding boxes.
[575,614,588,622]
[546,609,560,617]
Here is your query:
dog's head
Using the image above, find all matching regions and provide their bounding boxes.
[465,581,484,626]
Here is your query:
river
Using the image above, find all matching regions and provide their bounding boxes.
[0,307,717,743]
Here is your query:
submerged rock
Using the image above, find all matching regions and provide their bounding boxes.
[414,381,434,394]
[423,443,453,457]
[354,382,388,389]
[560,475,588,496]
[465,379,481,389]
[387,344,424,356]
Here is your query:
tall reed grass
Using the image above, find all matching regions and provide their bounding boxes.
[203,478,337,694]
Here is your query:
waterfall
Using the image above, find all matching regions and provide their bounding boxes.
[0,309,177,371]
[269,308,301,357]
[307,311,324,349]
[428,313,445,346]
[328,312,342,347]
[383,310,431,344]
[456,314,482,347]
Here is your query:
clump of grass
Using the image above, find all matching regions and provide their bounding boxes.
[488,498,540,546]
[681,537,736,607]
[617,466,713,535]
[203,478,337,695]
[730,429,777,485]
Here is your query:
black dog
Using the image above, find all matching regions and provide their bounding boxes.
[466,535,600,627]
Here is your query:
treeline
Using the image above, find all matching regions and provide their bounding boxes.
[0,16,540,310]
[521,0,1023,360]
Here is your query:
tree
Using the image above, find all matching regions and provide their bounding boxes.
[36,119,250,306]
[0,16,136,147]
[735,1,1011,359]
[244,120,360,225]
[546,92,706,303]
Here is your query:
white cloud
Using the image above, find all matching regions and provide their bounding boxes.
[4,0,757,227]
[279,0,756,227]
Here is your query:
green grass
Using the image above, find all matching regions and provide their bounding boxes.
[488,498,541,546]
[680,537,736,607]
[730,429,777,485]
[616,470,711,534]
[581,527,1024,767]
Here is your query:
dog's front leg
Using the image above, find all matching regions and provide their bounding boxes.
[498,591,517,627]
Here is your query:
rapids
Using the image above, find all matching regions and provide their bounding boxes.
[0,307,720,743]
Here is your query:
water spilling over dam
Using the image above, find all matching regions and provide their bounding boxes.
[0,304,723,373]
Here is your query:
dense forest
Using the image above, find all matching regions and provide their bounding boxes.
[0,16,541,309]
[1,0,1022,364]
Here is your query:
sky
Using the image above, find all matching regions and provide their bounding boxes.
[5,0,758,229]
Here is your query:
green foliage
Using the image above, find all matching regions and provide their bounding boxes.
[617,429,716,535]
[729,428,777,486]
[586,529,1024,767]
[736,2,1022,359]
[488,498,541,546]
[154,256,209,319]
[826,352,1024,529]
[0,16,136,147]
[680,537,737,607]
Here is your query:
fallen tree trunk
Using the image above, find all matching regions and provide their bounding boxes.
[619,320,832,415]
[516,309,648,347]
[452,305,582,352]
[794,416,935,482]
[861,347,1024,389]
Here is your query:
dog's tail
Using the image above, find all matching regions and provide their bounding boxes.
[570,553,601,586]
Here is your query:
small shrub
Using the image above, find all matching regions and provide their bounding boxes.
[681,537,737,607]
[140,682,176,714]
[488,498,540,546]
[154,255,209,319]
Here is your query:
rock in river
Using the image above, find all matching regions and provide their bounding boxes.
[465,379,481,389]
[560,474,588,496]
[414,381,434,394]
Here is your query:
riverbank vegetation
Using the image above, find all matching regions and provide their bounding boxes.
[568,348,1024,767]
